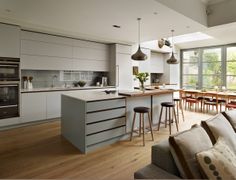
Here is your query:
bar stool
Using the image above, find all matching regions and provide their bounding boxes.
[173,98,185,122]
[130,107,154,146]
[157,102,179,135]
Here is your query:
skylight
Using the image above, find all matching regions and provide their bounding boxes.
[170,32,213,44]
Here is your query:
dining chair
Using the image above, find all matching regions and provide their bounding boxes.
[203,93,219,113]
[185,92,201,112]
[225,95,236,110]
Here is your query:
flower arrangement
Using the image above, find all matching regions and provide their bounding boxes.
[134,72,149,92]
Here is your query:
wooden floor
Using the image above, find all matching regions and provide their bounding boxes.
[0,111,213,179]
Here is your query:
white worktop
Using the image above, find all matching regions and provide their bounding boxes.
[21,86,116,93]
[62,90,125,102]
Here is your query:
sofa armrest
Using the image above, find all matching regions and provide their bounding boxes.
[134,164,180,179]
[152,139,180,176]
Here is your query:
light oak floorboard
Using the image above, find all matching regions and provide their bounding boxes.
[0,111,212,179]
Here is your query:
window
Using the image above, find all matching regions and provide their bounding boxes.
[181,45,236,90]
[182,50,199,89]
[226,47,236,90]
[202,48,222,89]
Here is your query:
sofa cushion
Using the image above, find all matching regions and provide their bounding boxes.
[222,110,236,132]
[196,138,236,179]
[169,124,213,179]
[201,113,236,154]
[152,139,180,177]
[134,164,180,179]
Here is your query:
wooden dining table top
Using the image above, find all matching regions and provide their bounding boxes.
[183,89,236,97]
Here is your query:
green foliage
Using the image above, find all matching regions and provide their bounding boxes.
[134,72,149,85]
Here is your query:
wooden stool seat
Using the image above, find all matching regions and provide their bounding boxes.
[173,98,180,102]
[130,106,154,146]
[157,102,179,135]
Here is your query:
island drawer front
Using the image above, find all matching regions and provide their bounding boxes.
[86,98,126,112]
[86,117,125,135]
[86,108,125,123]
[86,126,125,146]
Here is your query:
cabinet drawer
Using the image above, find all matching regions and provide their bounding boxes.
[86,117,125,135]
[87,98,125,112]
[86,126,125,146]
[86,108,125,123]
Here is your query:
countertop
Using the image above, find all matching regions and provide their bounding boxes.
[118,89,175,97]
[62,89,175,102]
[62,90,125,102]
[21,86,116,93]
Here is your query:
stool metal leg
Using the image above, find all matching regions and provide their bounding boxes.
[139,113,142,137]
[165,107,168,128]
[148,112,154,141]
[173,107,179,132]
[168,107,171,135]
[130,112,136,141]
[158,106,163,131]
[142,113,145,146]
[179,100,185,122]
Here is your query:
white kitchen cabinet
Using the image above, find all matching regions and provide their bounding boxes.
[46,92,61,119]
[109,44,133,90]
[21,93,46,123]
[149,52,164,73]
[0,23,20,58]
[20,30,110,71]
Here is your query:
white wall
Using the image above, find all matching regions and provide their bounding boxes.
[207,0,236,27]
[156,0,208,26]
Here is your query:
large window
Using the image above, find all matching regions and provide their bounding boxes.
[182,50,199,89]
[202,48,222,89]
[227,47,236,90]
[181,45,236,90]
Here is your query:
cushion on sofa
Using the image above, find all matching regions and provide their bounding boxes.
[134,164,180,179]
[201,113,236,154]
[196,137,236,179]
[152,139,180,177]
[169,124,213,179]
[222,110,236,132]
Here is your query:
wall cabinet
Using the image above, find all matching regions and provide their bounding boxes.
[20,31,109,71]
[0,23,20,58]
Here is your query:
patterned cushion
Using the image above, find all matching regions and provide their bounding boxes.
[196,138,236,179]
[169,124,213,179]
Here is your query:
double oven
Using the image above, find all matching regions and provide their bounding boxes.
[0,57,20,119]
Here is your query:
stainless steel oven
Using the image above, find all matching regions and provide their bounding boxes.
[0,82,19,119]
[0,57,20,81]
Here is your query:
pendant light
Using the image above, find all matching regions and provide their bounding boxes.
[167,30,179,64]
[131,18,147,61]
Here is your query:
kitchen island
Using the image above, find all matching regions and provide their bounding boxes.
[61,89,174,153]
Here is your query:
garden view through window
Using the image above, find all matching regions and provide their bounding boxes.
[181,46,236,90]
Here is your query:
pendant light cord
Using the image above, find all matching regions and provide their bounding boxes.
[171,29,174,53]
[137,18,141,45]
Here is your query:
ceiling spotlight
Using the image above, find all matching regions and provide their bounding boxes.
[113,25,121,28]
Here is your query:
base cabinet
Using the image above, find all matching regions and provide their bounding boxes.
[21,93,47,123]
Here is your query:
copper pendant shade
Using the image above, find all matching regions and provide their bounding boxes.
[167,30,179,64]
[131,18,147,61]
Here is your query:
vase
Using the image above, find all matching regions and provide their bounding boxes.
[140,82,145,93]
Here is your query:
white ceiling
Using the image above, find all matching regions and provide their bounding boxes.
[0,0,206,44]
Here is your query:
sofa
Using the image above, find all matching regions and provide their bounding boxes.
[134,110,236,179]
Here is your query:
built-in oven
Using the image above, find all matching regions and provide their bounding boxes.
[0,82,20,119]
[0,57,20,81]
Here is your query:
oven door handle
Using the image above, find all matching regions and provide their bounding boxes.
[0,64,19,67]
[0,84,19,87]
[0,105,18,108]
